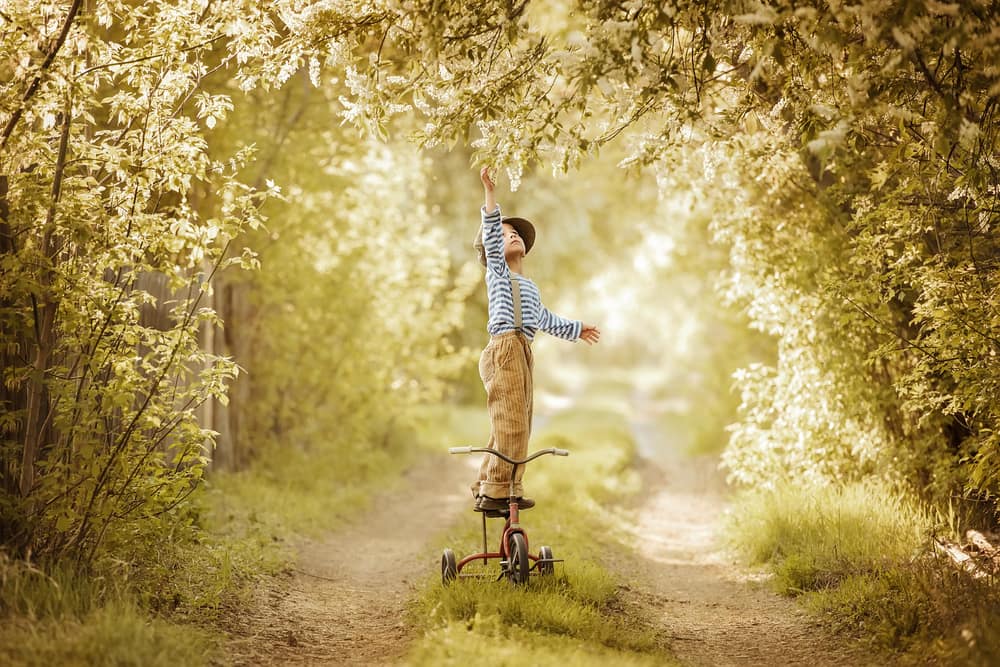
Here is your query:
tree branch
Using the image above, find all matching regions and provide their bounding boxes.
[0,0,82,154]
[77,34,226,77]
[842,294,939,361]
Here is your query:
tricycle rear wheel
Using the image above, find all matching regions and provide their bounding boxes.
[537,545,554,576]
[441,548,458,584]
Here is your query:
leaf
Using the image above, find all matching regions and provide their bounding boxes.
[702,52,716,73]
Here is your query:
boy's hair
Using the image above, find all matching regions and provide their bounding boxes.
[474,216,536,267]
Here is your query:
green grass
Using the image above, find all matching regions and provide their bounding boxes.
[405,407,674,666]
[0,555,219,666]
[202,438,413,544]
[728,480,930,593]
[0,404,669,666]
[409,622,665,667]
[529,408,642,505]
[0,413,430,667]
[0,598,217,667]
[409,403,492,452]
[728,480,1000,665]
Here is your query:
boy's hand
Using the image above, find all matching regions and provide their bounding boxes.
[480,166,495,192]
[580,324,601,345]
[481,166,497,213]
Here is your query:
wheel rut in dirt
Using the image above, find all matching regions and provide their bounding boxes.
[224,453,476,666]
[618,414,878,667]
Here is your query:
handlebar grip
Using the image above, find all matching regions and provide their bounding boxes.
[448,446,473,455]
[552,448,570,456]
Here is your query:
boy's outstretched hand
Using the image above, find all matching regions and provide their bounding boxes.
[480,166,495,192]
[481,166,497,212]
[580,324,601,345]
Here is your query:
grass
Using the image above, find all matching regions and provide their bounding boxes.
[201,436,414,546]
[409,402,492,452]
[0,598,217,667]
[0,554,220,667]
[0,415,428,667]
[729,480,930,593]
[728,480,1000,665]
[410,621,665,667]
[404,407,674,666]
[0,402,671,666]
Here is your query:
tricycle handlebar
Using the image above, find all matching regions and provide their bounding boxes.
[448,446,569,465]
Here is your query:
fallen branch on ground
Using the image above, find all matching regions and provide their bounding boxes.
[965,530,1000,569]
[933,532,1000,580]
[933,537,988,579]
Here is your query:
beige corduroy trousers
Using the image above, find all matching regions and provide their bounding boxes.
[472,331,534,499]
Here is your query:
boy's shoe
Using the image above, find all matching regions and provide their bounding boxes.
[475,496,535,512]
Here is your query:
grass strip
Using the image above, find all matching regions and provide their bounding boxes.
[728,480,1000,665]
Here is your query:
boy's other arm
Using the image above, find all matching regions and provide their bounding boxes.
[537,305,582,342]
[538,306,601,345]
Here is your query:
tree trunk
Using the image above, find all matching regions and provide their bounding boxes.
[20,97,72,498]
[0,173,26,498]
[20,303,56,497]
[211,279,252,471]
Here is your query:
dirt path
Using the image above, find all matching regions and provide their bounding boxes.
[223,403,877,666]
[224,453,477,666]
[619,414,878,667]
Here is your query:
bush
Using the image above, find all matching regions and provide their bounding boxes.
[729,480,1000,664]
[729,480,930,593]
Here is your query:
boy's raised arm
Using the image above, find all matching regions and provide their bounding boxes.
[481,166,498,213]
[478,166,507,274]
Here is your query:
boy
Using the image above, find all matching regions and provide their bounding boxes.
[472,166,601,513]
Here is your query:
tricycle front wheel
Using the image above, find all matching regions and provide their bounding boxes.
[507,533,529,585]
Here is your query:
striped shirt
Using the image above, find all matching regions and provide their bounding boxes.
[482,205,581,342]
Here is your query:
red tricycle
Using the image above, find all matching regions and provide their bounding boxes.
[441,446,569,585]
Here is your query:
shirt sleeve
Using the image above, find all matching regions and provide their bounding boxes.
[537,304,582,341]
[481,204,508,276]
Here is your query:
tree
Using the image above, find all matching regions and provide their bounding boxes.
[286,0,1000,505]
[0,0,272,562]
[4,0,998,570]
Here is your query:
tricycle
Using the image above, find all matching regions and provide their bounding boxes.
[441,446,569,585]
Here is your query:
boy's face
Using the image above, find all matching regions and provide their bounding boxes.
[502,223,526,260]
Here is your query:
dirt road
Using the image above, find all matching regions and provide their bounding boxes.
[225,408,874,666]
[620,415,877,667]
[223,453,477,666]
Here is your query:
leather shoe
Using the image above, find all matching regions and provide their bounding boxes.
[476,496,534,512]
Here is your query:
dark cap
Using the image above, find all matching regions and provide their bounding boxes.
[474,216,536,267]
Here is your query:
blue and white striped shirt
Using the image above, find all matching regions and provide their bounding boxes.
[482,205,581,342]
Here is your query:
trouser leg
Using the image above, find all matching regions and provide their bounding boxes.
[471,345,496,498]
[511,342,533,494]
[473,335,532,499]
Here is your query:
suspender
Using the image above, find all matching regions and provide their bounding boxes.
[510,275,522,332]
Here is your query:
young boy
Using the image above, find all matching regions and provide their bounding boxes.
[472,166,601,513]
